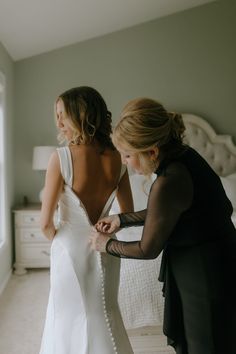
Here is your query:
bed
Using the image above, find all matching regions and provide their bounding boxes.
[113,113,236,330]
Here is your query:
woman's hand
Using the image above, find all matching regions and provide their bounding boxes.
[89,229,111,253]
[95,214,120,233]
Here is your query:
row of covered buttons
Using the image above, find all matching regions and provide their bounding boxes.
[97,253,118,354]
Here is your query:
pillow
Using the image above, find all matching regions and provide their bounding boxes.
[220,173,236,209]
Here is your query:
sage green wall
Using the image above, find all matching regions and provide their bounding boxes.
[0,42,14,288]
[15,0,236,204]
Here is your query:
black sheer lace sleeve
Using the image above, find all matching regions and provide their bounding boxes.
[106,162,193,259]
[119,209,146,228]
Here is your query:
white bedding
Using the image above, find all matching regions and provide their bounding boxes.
[117,227,164,329]
[111,174,165,329]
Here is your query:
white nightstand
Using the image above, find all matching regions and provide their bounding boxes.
[13,204,51,275]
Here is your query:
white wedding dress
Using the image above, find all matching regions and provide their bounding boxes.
[39,147,133,354]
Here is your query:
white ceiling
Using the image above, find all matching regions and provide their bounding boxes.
[0,0,214,61]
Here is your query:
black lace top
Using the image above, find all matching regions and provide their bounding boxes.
[106,146,235,258]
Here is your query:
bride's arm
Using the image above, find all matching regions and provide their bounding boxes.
[116,168,134,213]
[40,151,63,240]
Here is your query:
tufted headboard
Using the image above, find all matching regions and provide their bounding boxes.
[182,114,236,177]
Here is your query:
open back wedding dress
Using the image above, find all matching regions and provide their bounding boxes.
[39,146,133,354]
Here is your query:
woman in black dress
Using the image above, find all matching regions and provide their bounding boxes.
[90,97,236,354]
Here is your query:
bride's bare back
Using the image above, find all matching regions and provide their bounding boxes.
[69,144,128,224]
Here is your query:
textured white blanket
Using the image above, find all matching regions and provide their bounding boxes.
[111,173,164,329]
[117,227,164,329]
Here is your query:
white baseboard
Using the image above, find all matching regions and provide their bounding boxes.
[0,269,12,296]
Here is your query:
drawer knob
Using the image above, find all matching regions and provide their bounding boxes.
[30,233,35,238]
[41,250,50,256]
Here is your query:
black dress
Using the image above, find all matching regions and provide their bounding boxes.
[106,146,236,354]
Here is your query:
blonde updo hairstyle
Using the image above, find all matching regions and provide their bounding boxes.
[112,98,185,175]
[55,86,114,149]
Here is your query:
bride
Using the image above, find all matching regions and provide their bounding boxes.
[39,86,134,354]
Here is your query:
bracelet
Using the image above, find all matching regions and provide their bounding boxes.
[118,213,126,228]
[105,238,114,254]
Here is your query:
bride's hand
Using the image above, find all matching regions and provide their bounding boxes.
[95,214,120,233]
[89,229,111,253]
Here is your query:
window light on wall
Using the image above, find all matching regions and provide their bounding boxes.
[0,73,6,246]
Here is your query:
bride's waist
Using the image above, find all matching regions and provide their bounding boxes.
[58,219,91,228]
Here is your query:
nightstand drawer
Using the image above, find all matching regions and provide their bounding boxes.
[23,214,40,224]
[20,245,51,261]
[19,229,49,243]
[15,213,40,226]
[13,204,52,274]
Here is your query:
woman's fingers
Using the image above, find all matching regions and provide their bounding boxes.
[95,221,112,233]
[102,223,111,232]
[95,215,120,234]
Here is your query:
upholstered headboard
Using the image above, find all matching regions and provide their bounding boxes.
[182,114,236,177]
